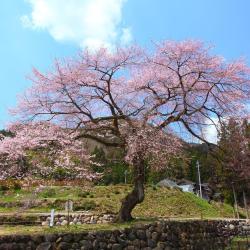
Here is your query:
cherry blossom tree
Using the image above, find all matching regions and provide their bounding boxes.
[0,122,97,180]
[5,41,250,221]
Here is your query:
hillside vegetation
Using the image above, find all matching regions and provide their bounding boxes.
[0,185,235,218]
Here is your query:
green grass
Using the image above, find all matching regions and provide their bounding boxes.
[0,185,236,218]
[0,219,154,236]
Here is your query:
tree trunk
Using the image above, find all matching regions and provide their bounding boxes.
[232,183,239,219]
[117,158,145,222]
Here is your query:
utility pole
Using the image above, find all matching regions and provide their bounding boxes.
[196,161,202,199]
[124,170,128,184]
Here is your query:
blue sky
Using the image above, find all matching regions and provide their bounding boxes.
[1,0,250,134]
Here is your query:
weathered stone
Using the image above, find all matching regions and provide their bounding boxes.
[42,221,49,226]
[126,246,135,250]
[157,241,167,249]
[136,230,146,240]
[112,243,122,250]
[99,241,108,249]
[56,237,62,243]
[44,234,57,242]
[57,242,71,250]
[132,239,141,248]
[80,240,92,249]
[128,232,136,241]
[61,220,68,226]
[71,242,79,249]
[147,239,156,248]
[62,234,73,242]
[151,232,159,241]
[0,243,19,250]
[36,242,52,250]
[32,235,44,244]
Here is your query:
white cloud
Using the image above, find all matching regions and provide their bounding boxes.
[21,0,132,50]
[202,117,219,144]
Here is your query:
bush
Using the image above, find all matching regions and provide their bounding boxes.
[77,191,90,198]
[151,184,157,191]
[75,201,96,211]
[41,188,56,198]
[13,182,22,191]
[0,185,9,192]
[113,190,120,195]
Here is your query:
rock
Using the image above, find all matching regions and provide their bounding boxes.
[157,241,167,249]
[36,242,52,250]
[56,237,62,243]
[61,220,68,226]
[103,214,109,220]
[72,242,79,249]
[99,241,108,249]
[32,235,44,244]
[151,232,159,241]
[69,222,74,225]
[62,234,73,242]
[0,243,19,250]
[59,217,65,222]
[229,224,235,230]
[45,234,57,242]
[126,246,135,250]
[132,239,141,248]
[57,242,71,250]
[80,240,92,249]
[112,243,122,250]
[92,239,99,249]
[136,230,146,240]
[102,220,109,224]
[76,221,82,225]
[128,232,136,241]
[147,239,156,248]
[42,221,49,226]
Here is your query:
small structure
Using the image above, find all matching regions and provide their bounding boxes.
[179,184,194,193]
[157,179,179,189]
[177,179,195,193]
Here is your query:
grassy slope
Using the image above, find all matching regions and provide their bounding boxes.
[0,185,234,218]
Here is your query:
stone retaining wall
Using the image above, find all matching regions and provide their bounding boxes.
[41,213,116,226]
[0,220,249,250]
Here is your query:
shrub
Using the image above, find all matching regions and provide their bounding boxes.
[75,201,96,211]
[0,185,9,192]
[13,182,22,191]
[77,191,90,198]
[41,188,56,198]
